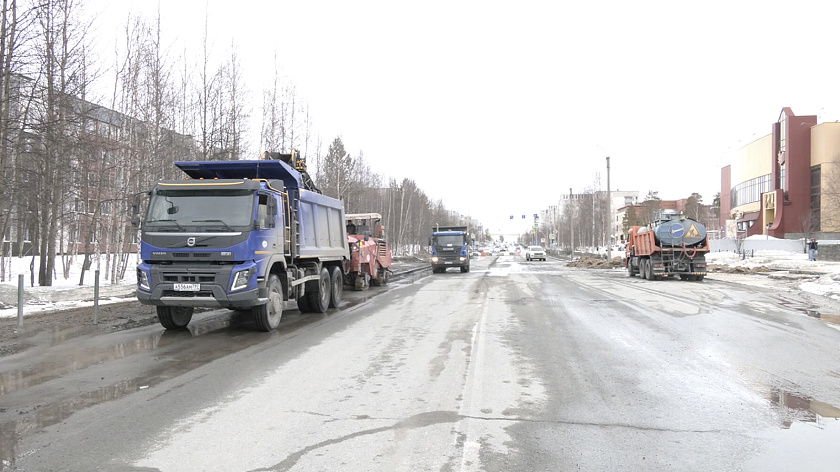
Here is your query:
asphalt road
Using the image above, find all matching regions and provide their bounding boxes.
[3,255,840,471]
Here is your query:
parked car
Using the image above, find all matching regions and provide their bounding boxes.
[525,245,546,261]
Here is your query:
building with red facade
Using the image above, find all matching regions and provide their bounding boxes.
[721,107,840,239]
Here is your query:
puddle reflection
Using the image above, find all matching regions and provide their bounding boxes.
[769,386,840,429]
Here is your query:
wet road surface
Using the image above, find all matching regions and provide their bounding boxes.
[2,256,840,471]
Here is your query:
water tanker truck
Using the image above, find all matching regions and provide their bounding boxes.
[132,150,348,331]
[625,211,708,281]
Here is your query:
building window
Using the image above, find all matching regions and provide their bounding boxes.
[811,165,821,232]
[730,174,772,208]
[780,163,786,193]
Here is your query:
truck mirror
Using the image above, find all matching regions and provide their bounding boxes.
[131,193,141,215]
[131,215,140,229]
[167,206,179,215]
[267,198,277,216]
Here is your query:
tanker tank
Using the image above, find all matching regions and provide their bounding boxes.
[651,215,707,247]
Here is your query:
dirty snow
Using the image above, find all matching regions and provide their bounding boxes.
[3,249,840,318]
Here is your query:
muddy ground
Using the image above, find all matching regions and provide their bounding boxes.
[0,256,432,359]
[0,298,171,358]
[567,255,773,274]
[0,255,780,359]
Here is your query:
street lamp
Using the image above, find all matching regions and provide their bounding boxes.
[606,156,611,261]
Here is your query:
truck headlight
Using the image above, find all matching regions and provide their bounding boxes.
[137,269,151,291]
[459,257,466,262]
[431,256,439,262]
[231,268,252,291]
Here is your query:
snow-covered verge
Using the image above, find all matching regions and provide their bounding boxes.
[3,249,840,319]
[0,255,138,318]
[0,254,431,319]
[705,249,840,300]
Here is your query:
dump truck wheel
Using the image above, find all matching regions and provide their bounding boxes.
[306,267,331,313]
[460,265,470,273]
[253,274,283,331]
[297,295,311,313]
[627,261,635,277]
[329,266,343,308]
[157,306,193,330]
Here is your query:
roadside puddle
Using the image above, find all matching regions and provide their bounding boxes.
[774,295,840,327]
[768,386,840,428]
[745,387,840,469]
[804,310,840,326]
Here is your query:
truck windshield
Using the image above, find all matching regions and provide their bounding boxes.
[433,235,466,246]
[145,189,254,229]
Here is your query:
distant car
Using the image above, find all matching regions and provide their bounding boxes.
[525,245,546,261]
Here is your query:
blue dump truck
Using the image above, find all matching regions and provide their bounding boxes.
[132,151,348,331]
[429,226,471,273]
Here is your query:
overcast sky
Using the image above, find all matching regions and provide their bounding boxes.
[85,0,840,234]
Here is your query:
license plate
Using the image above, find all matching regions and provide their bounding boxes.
[444,261,453,264]
[174,283,200,291]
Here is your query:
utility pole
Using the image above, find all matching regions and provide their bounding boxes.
[606,156,611,261]
[569,188,574,261]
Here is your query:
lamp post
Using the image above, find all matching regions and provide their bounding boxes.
[606,156,611,261]
[569,187,574,260]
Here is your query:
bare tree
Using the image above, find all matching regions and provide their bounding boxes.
[27,0,93,286]
[684,192,704,221]
[641,190,661,224]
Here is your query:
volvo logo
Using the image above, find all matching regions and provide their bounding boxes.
[187,237,196,247]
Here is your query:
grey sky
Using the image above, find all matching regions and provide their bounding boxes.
[86,0,840,234]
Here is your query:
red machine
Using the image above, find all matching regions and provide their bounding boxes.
[345,213,393,290]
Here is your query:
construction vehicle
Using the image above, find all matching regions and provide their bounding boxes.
[344,212,393,290]
[625,211,708,281]
[429,226,471,273]
[132,150,348,331]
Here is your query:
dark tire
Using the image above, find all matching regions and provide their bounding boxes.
[371,263,384,287]
[157,306,193,330]
[328,266,343,308]
[526,255,531,261]
[253,274,283,331]
[354,270,370,290]
[695,275,705,282]
[460,265,470,273]
[679,274,690,281]
[297,294,312,313]
[627,261,636,277]
[305,267,330,313]
[378,267,389,285]
[639,259,647,280]
[645,260,655,280]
